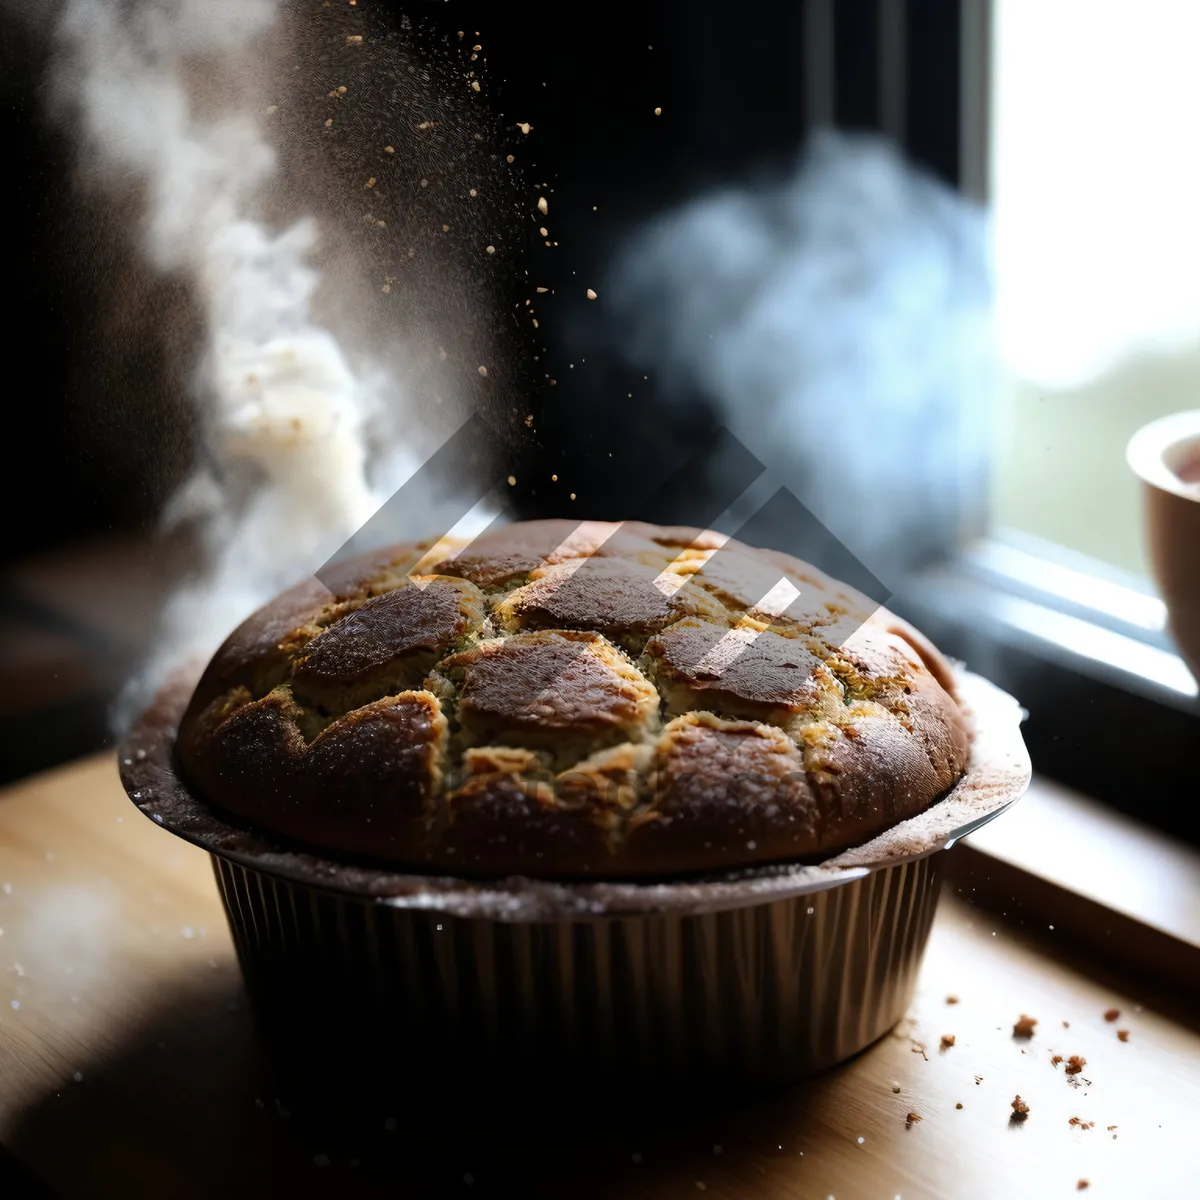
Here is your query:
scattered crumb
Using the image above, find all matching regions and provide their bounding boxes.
[1117,1029,1130,1042]
[1077,1183,1089,1192]
[384,145,394,153]
[337,85,347,95]
[1010,1095,1029,1119]
[471,81,481,92]
[1051,1055,1063,1067]
[537,196,549,215]
[654,106,662,116]
[346,34,363,43]
[940,1034,956,1051]
[517,122,533,134]
[946,995,959,1005]
[1063,1020,1070,1028]
[324,118,333,128]
[955,1103,963,1110]
[365,177,376,188]
[974,1075,984,1085]
[507,154,514,163]
[1064,1056,1087,1076]
[470,188,478,197]
[551,474,558,482]
[1104,1008,1120,1022]
[539,227,548,237]
[1106,1125,1117,1132]
[477,366,488,376]
[569,492,576,500]
[524,414,534,427]
[536,286,548,293]
[586,288,598,300]
[890,1082,901,1094]
[1012,1014,1038,1039]
[486,245,495,254]
[905,1112,922,1128]
[506,475,516,487]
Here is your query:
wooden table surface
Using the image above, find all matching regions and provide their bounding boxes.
[1,754,1198,1199]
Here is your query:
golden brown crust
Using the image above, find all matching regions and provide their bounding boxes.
[175,520,968,878]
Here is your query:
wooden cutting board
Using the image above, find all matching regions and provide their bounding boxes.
[1,753,1197,1199]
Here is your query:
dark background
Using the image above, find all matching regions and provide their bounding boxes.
[0,0,972,785]
[0,0,963,566]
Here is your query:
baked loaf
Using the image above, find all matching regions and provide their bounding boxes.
[177,520,969,878]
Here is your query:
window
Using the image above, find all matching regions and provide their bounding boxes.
[989,0,1200,581]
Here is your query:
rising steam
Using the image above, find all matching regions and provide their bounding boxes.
[48,0,499,728]
[601,132,993,585]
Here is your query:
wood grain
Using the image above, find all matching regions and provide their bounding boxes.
[1,754,1198,1199]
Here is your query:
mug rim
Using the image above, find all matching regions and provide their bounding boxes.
[1126,409,1200,501]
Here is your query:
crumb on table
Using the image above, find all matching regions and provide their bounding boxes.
[1011,1095,1030,1118]
[905,1112,922,1128]
[946,994,959,1005]
[1104,1008,1120,1022]
[1065,1055,1087,1076]
[1012,1014,1038,1039]
[1117,1029,1130,1042]
[1051,1055,1063,1066]
[940,1034,956,1050]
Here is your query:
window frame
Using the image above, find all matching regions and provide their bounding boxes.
[892,0,1200,847]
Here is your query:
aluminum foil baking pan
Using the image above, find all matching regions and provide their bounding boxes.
[119,668,1028,1091]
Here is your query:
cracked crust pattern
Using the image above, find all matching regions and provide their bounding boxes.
[176,520,968,878]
